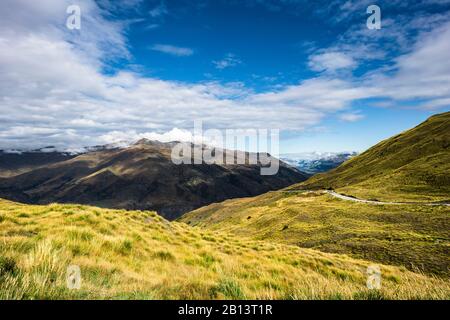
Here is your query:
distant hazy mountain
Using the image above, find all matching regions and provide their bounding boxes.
[0,139,308,220]
[0,144,126,178]
[0,149,75,178]
[280,152,357,174]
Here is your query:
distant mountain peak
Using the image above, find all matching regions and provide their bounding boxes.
[281,152,358,174]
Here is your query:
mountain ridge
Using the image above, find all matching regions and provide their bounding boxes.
[0,140,308,220]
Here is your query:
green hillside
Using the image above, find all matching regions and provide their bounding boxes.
[181,191,450,277]
[1,198,449,300]
[181,113,450,277]
[296,112,450,202]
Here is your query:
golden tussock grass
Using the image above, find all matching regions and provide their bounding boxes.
[0,199,449,300]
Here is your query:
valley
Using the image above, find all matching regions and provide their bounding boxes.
[2,0,450,304]
[1,112,449,300]
[181,190,450,277]
[181,112,450,277]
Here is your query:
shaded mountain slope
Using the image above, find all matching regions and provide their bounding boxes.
[0,140,307,220]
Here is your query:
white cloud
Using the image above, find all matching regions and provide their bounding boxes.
[99,128,192,144]
[421,98,450,110]
[365,21,450,101]
[339,112,365,122]
[150,44,194,56]
[149,2,168,18]
[213,53,242,69]
[0,0,449,151]
[250,78,373,111]
[308,52,356,72]
[98,127,225,147]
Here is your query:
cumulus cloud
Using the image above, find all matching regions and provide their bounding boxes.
[0,0,449,151]
[308,52,356,72]
[364,20,450,101]
[0,0,361,150]
[99,128,193,145]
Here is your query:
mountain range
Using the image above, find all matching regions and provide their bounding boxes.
[0,139,307,220]
[280,152,358,174]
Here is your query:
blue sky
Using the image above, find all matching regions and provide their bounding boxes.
[125,0,328,86]
[0,0,449,154]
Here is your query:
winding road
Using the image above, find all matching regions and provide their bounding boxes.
[283,190,450,207]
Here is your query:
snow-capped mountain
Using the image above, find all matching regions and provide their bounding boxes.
[280,152,357,174]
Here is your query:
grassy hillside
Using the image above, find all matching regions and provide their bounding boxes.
[181,191,450,277]
[1,198,449,300]
[294,112,450,202]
